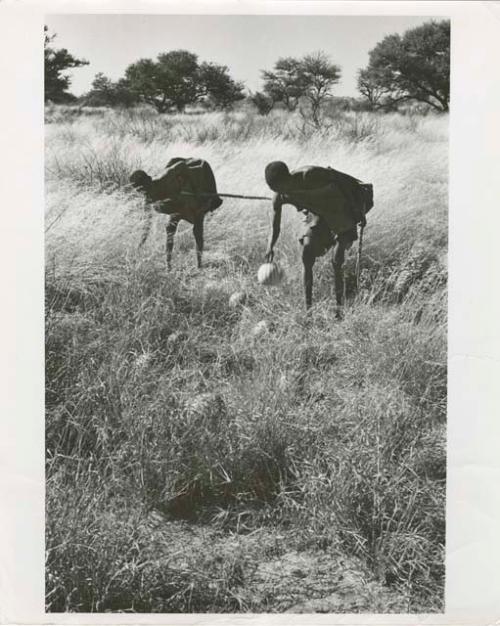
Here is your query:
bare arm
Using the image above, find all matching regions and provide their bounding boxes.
[265,194,282,262]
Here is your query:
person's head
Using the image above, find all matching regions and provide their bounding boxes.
[265,161,290,192]
[129,170,153,194]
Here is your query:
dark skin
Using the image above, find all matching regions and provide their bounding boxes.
[165,213,179,270]
[131,168,209,269]
[164,211,204,270]
[265,180,365,311]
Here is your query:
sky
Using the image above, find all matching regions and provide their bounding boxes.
[45,14,438,98]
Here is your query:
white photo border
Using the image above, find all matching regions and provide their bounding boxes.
[1,1,500,624]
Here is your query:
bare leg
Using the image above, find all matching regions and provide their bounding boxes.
[302,239,316,309]
[332,242,346,317]
[193,214,204,269]
[166,215,180,270]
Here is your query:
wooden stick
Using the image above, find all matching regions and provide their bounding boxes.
[356,223,364,291]
[138,206,153,247]
[179,191,272,201]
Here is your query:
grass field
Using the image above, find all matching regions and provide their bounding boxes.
[45,106,447,613]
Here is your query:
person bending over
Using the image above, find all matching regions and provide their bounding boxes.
[130,157,222,269]
[264,161,373,310]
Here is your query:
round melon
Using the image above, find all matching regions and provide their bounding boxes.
[252,320,270,337]
[257,262,284,286]
[229,291,247,308]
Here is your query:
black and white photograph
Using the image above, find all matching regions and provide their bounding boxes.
[7,0,500,623]
[42,12,450,614]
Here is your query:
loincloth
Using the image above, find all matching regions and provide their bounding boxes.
[298,211,357,256]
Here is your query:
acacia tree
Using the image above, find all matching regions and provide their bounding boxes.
[84,73,137,108]
[199,62,245,110]
[262,57,305,111]
[260,52,340,125]
[111,78,139,108]
[357,68,388,110]
[44,26,88,103]
[125,50,202,113]
[300,52,341,126]
[359,20,450,112]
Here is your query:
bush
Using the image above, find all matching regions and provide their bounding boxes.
[250,92,274,115]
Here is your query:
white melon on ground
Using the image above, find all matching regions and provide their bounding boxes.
[252,320,270,337]
[257,262,284,286]
[229,291,248,308]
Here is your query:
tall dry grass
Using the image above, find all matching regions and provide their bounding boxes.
[45,106,447,613]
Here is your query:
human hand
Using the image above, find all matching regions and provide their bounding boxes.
[265,249,274,263]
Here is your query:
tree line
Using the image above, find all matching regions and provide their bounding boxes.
[44,20,450,115]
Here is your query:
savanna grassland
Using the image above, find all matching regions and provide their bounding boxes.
[45,105,447,613]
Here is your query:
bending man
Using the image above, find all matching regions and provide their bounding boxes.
[130,157,222,269]
[264,161,373,310]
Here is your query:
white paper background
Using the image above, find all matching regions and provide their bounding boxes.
[1,1,499,624]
